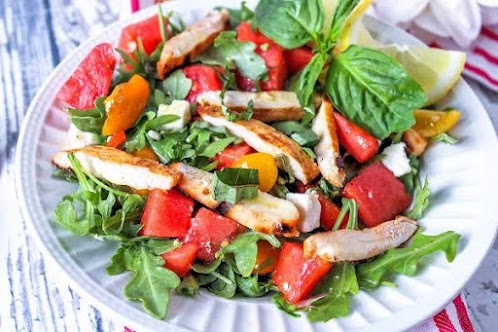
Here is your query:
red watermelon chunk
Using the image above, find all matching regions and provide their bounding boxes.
[343,162,412,228]
[140,189,195,238]
[272,242,332,304]
[118,15,166,56]
[58,43,116,110]
[185,208,246,262]
[213,143,255,169]
[162,242,199,277]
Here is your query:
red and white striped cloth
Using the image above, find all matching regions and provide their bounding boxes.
[120,1,479,331]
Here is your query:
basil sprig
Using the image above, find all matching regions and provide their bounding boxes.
[211,168,260,204]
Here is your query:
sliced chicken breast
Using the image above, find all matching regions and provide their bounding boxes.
[303,216,418,262]
[221,191,300,237]
[52,146,180,190]
[170,162,219,209]
[157,10,229,78]
[312,98,345,187]
[197,90,304,122]
[198,105,320,184]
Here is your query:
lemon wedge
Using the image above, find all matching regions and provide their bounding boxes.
[333,0,374,52]
[374,45,466,106]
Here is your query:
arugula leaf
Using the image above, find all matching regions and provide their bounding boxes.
[236,274,272,297]
[222,231,280,277]
[289,52,328,108]
[356,229,461,289]
[432,132,458,145]
[124,112,156,152]
[325,45,426,139]
[400,155,420,193]
[53,154,145,238]
[176,274,200,296]
[224,99,255,122]
[331,198,358,231]
[68,97,106,134]
[161,69,193,103]
[317,177,341,199]
[208,263,237,298]
[307,263,359,322]
[217,1,254,28]
[272,294,301,317]
[198,137,236,158]
[199,31,267,81]
[124,246,181,318]
[52,168,78,183]
[328,0,360,41]
[406,176,430,220]
[255,0,325,48]
[192,256,223,274]
[211,168,259,204]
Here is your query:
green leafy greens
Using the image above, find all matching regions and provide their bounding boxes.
[107,239,181,318]
[356,229,461,289]
[211,168,260,204]
[325,45,426,139]
[68,97,106,135]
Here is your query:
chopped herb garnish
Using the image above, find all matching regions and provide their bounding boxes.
[211,168,259,204]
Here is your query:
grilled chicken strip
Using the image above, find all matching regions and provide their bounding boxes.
[197,90,304,122]
[221,192,300,237]
[157,10,229,78]
[52,146,180,191]
[303,216,418,262]
[312,98,345,187]
[170,162,220,209]
[198,105,320,184]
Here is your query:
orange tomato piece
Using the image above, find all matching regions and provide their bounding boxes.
[132,146,159,162]
[233,153,278,192]
[107,130,126,149]
[253,241,280,275]
[102,74,150,136]
[412,109,461,138]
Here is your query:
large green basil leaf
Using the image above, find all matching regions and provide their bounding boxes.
[325,45,426,139]
[255,0,324,48]
[289,51,328,107]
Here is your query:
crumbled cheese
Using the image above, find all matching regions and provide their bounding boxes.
[157,100,191,131]
[66,123,100,149]
[286,191,321,233]
[381,142,411,177]
[147,130,161,141]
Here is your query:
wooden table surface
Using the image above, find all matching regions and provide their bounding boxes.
[1,0,497,331]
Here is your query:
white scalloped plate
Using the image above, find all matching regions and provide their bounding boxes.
[15,1,498,331]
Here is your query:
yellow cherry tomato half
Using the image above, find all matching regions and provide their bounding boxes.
[412,109,461,138]
[233,153,278,192]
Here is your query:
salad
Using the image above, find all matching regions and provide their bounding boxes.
[52,0,464,323]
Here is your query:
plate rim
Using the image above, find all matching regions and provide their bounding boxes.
[14,1,498,331]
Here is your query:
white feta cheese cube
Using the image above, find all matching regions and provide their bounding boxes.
[66,123,100,149]
[157,100,191,131]
[381,142,411,177]
[286,191,321,233]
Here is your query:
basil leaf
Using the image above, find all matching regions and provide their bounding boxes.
[161,69,193,102]
[290,129,320,147]
[255,0,324,48]
[272,121,306,135]
[289,52,328,107]
[68,96,106,134]
[356,229,461,289]
[145,239,181,255]
[124,246,181,319]
[225,99,255,122]
[211,168,259,204]
[124,111,156,152]
[328,0,360,41]
[406,176,430,220]
[325,45,426,139]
